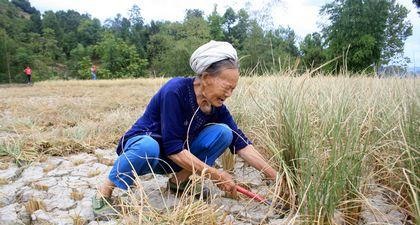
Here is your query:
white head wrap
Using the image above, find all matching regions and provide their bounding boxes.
[189,40,238,75]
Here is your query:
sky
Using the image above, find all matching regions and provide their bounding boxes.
[29,0,420,69]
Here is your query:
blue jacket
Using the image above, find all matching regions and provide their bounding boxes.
[116,77,250,156]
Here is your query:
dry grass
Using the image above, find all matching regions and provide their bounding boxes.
[71,159,85,166]
[115,172,225,224]
[42,163,57,173]
[33,182,49,191]
[0,162,9,170]
[71,214,86,225]
[220,151,235,173]
[87,169,101,177]
[95,154,115,166]
[0,178,9,185]
[0,78,165,162]
[70,189,84,201]
[1,75,418,224]
[25,198,45,214]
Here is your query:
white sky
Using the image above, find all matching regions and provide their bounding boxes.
[29,0,419,68]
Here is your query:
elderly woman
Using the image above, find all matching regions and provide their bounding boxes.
[92,41,278,216]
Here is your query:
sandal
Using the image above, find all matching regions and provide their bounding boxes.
[92,194,116,219]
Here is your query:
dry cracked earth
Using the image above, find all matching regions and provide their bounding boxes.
[0,149,410,225]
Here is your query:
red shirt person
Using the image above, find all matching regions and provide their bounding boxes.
[24,66,32,84]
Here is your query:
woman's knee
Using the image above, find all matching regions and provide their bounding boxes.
[207,124,233,146]
[125,135,160,158]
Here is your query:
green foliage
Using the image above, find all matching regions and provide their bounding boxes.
[241,21,267,73]
[42,11,63,44]
[207,5,225,41]
[77,18,102,46]
[76,56,92,79]
[95,33,147,78]
[321,0,412,72]
[223,7,237,44]
[128,5,148,58]
[300,32,326,69]
[230,9,250,50]
[147,14,210,76]
[11,0,37,14]
[241,23,299,74]
[104,14,131,42]
[41,28,62,62]
[0,0,414,83]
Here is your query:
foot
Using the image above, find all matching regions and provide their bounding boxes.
[91,194,116,219]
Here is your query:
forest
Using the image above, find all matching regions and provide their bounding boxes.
[0,0,416,83]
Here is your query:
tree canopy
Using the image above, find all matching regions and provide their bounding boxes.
[321,0,412,72]
[0,0,414,83]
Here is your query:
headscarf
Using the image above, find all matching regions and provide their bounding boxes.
[189,40,238,75]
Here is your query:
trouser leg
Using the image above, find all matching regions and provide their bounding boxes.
[108,135,160,190]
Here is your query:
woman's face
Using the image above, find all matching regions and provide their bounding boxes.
[202,68,239,107]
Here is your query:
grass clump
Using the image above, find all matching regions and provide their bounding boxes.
[25,198,45,214]
[230,75,419,224]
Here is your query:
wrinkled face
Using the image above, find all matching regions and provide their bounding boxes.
[202,68,239,107]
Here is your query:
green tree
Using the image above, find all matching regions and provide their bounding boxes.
[104,14,131,42]
[182,9,210,40]
[223,7,237,44]
[270,27,299,57]
[77,18,102,46]
[41,28,61,62]
[381,2,414,64]
[11,0,37,14]
[231,9,250,50]
[147,28,173,75]
[129,4,148,58]
[300,32,326,69]
[207,5,225,41]
[146,9,211,76]
[0,29,15,83]
[241,20,266,74]
[55,10,91,57]
[185,9,204,20]
[95,32,147,78]
[321,0,412,72]
[42,11,63,44]
[29,12,42,34]
[68,43,94,79]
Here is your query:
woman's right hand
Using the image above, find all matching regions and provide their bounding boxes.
[214,171,237,195]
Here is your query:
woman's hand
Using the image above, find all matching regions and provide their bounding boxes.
[168,150,237,194]
[237,145,278,180]
[215,170,237,193]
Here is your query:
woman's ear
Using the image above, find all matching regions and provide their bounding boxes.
[201,72,210,86]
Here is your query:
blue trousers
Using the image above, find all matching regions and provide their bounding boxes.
[91,72,97,80]
[108,124,233,190]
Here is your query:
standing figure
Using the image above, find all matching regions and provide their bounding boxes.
[91,65,97,80]
[24,66,32,84]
